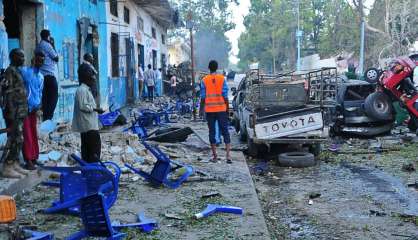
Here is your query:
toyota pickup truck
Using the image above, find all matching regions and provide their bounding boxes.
[232,68,337,157]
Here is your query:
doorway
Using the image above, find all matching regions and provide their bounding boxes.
[3,0,42,65]
[152,50,157,69]
[78,19,100,104]
[125,38,134,103]
[137,44,144,71]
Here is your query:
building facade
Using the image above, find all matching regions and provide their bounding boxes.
[105,0,173,108]
[0,0,175,133]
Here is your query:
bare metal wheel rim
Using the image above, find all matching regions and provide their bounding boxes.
[367,69,378,79]
[373,99,388,112]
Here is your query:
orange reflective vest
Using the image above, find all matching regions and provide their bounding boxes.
[203,74,227,113]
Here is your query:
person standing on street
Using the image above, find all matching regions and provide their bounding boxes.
[36,29,59,121]
[138,63,144,100]
[78,53,98,104]
[144,64,155,102]
[21,51,45,170]
[0,49,30,178]
[72,61,104,163]
[200,60,232,164]
[170,74,177,97]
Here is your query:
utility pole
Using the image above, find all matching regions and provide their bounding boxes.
[187,10,196,120]
[272,31,276,73]
[359,0,365,75]
[296,0,302,72]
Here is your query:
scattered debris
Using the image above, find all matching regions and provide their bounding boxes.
[251,162,269,176]
[308,192,321,199]
[369,209,387,217]
[394,213,418,226]
[48,151,62,162]
[407,182,418,189]
[402,163,416,172]
[164,212,184,220]
[39,120,57,135]
[201,191,222,199]
[147,127,193,143]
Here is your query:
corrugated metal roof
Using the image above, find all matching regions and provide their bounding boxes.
[133,0,177,28]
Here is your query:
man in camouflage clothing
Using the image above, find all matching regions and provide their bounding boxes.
[1,48,30,178]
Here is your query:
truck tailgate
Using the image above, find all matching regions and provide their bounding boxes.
[254,109,324,140]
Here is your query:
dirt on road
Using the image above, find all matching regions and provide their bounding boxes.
[249,137,418,240]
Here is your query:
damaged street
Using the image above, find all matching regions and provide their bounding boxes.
[1,0,418,239]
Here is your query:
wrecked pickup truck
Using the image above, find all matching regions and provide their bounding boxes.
[232,68,337,157]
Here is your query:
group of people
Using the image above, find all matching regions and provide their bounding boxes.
[1,29,59,178]
[0,29,102,178]
[137,64,165,102]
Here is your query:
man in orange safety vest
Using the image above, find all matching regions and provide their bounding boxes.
[200,60,231,163]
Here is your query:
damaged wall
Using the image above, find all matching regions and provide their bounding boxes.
[105,0,170,108]
[42,0,109,118]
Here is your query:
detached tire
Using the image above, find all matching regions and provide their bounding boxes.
[365,68,380,84]
[278,152,316,168]
[364,92,393,120]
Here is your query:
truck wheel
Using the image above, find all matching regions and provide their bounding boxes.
[364,92,393,120]
[365,68,380,84]
[309,143,322,157]
[239,124,247,142]
[278,152,316,168]
[247,138,258,157]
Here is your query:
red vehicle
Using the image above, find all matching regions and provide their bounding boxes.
[370,55,418,130]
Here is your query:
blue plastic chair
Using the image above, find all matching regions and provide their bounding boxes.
[66,194,157,240]
[24,230,54,240]
[125,140,193,189]
[112,212,158,233]
[42,161,121,215]
[99,110,122,127]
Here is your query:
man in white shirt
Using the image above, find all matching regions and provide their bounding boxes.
[72,63,104,163]
[144,64,155,102]
[138,63,144,100]
[170,74,177,97]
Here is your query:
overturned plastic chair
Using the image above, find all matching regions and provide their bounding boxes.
[41,161,121,215]
[125,140,193,189]
[99,110,122,127]
[66,193,157,240]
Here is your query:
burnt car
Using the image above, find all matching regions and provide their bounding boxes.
[331,80,394,137]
